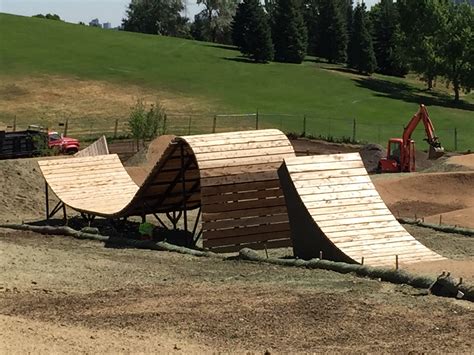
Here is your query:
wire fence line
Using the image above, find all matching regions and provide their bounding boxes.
[8,111,467,151]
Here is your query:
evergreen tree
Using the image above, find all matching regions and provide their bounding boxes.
[347,3,377,74]
[316,0,348,63]
[272,0,308,63]
[302,0,319,56]
[370,0,407,76]
[232,0,274,62]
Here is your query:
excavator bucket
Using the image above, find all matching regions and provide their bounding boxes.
[428,145,445,159]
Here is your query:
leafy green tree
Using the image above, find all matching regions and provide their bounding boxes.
[438,2,474,102]
[122,0,189,37]
[347,3,377,74]
[33,13,62,21]
[232,0,274,62]
[397,0,449,89]
[370,0,408,76]
[316,0,348,63]
[197,0,238,43]
[272,0,308,63]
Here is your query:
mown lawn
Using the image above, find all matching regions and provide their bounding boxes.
[0,13,472,150]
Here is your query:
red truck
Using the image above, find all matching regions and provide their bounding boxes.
[0,128,80,159]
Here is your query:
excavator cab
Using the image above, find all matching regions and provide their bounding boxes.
[379,138,416,173]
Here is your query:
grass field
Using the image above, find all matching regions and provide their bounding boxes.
[0,13,473,150]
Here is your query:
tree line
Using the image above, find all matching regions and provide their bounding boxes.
[122,0,473,102]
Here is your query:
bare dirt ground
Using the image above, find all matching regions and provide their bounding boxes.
[1,137,473,353]
[1,230,473,353]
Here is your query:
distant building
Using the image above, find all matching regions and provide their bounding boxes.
[89,18,100,27]
[103,22,112,29]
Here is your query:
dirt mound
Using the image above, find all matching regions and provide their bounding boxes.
[445,153,474,170]
[374,172,474,228]
[359,143,385,173]
[0,157,60,223]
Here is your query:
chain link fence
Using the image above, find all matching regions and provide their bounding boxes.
[5,112,468,151]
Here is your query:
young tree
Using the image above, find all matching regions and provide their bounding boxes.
[316,0,348,63]
[347,3,377,74]
[272,0,308,63]
[370,0,408,76]
[232,0,274,62]
[122,0,189,37]
[128,99,167,149]
[439,2,474,102]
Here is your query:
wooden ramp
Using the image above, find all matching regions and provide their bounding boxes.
[278,153,445,267]
[38,129,294,252]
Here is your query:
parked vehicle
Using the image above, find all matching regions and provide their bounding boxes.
[0,127,80,159]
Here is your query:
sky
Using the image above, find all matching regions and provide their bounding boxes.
[0,0,379,28]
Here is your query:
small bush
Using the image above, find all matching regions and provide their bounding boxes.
[128,98,166,148]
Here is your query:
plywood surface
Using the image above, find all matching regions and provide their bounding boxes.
[282,153,444,267]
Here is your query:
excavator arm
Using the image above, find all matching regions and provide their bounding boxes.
[402,104,444,159]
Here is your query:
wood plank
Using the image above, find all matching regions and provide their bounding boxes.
[285,153,361,165]
[198,154,291,170]
[327,225,406,238]
[191,140,292,154]
[201,171,278,187]
[297,182,375,196]
[318,214,396,228]
[314,210,393,222]
[331,232,411,245]
[286,160,364,173]
[202,188,282,205]
[196,146,293,161]
[292,175,372,188]
[302,196,385,209]
[289,168,369,181]
[38,154,118,167]
[201,179,281,197]
[183,129,283,141]
[203,196,286,213]
[203,214,289,231]
[202,205,289,222]
[203,222,290,239]
[307,202,388,216]
[300,189,380,203]
[322,220,401,233]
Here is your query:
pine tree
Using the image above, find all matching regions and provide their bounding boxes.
[231,0,274,62]
[316,0,348,63]
[370,0,407,76]
[347,3,376,74]
[272,0,308,63]
[302,0,319,56]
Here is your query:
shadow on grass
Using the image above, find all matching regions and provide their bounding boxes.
[222,56,264,64]
[202,43,239,51]
[322,66,368,76]
[353,77,474,111]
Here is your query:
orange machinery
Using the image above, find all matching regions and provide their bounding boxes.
[378,104,444,173]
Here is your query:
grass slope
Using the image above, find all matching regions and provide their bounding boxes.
[0,13,473,149]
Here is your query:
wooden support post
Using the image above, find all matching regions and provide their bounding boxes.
[439,214,442,225]
[64,117,69,136]
[264,243,268,259]
[212,115,217,133]
[192,207,201,240]
[62,204,67,224]
[45,181,49,221]
[361,257,364,265]
[13,116,16,132]
[180,143,188,233]
[454,128,458,151]
[255,110,259,130]
[319,250,323,260]
[113,119,119,139]
[187,116,192,135]
[395,255,399,270]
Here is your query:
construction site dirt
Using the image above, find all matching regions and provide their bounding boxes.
[0,137,473,353]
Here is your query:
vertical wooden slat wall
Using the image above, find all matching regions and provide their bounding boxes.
[181,129,295,252]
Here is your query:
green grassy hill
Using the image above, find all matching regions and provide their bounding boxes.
[1,13,472,150]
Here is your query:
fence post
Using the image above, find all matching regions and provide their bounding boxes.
[352,118,356,142]
[454,128,458,151]
[163,114,167,134]
[256,110,259,130]
[113,119,118,139]
[64,117,69,136]
[212,115,217,133]
[13,116,16,132]
[302,115,306,137]
[188,116,192,135]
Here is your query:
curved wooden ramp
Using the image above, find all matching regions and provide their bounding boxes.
[278,153,444,267]
[39,129,294,252]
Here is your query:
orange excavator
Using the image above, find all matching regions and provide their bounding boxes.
[378,104,444,173]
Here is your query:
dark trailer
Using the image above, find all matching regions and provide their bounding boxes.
[0,129,46,159]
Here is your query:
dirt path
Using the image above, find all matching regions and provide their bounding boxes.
[1,230,473,353]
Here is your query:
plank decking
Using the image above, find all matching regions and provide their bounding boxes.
[278,153,445,267]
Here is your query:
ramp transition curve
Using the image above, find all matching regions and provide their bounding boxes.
[278,153,445,267]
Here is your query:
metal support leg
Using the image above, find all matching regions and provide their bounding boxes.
[45,181,49,221]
